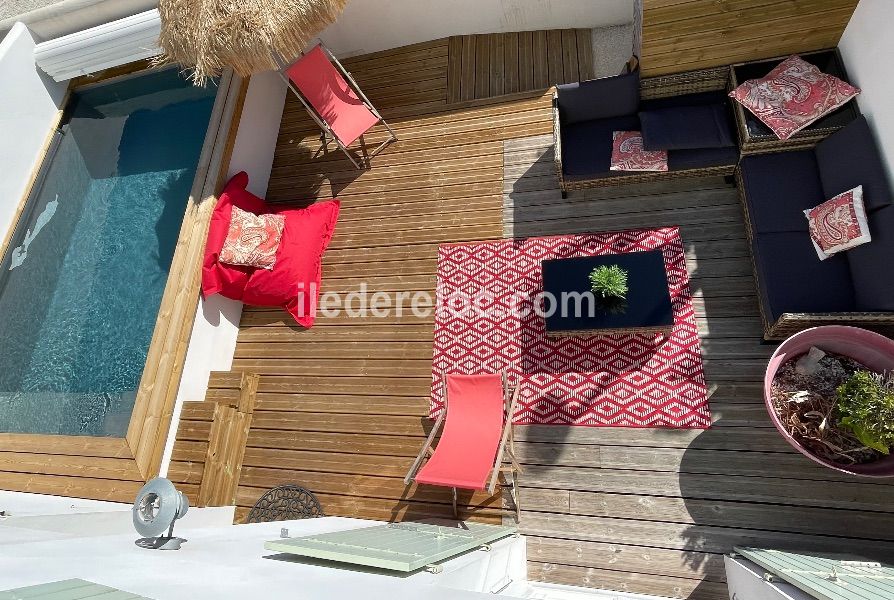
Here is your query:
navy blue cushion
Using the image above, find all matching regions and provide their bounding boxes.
[846,205,894,311]
[640,104,736,150]
[751,231,855,323]
[739,151,825,233]
[560,115,641,179]
[667,145,738,171]
[556,71,640,125]
[815,115,893,211]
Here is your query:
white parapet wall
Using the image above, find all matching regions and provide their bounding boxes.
[159,69,288,476]
[0,23,66,250]
[319,0,635,58]
[839,0,894,186]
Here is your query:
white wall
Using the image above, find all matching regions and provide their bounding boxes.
[319,0,634,58]
[839,0,894,185]
[0,23,66,251]
[0,0,157,41]
[159,70,287,476]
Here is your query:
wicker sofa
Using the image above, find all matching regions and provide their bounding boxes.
[552,67,739,193]
[738,116,894,340]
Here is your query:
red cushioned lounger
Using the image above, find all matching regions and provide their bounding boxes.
[283,44,396,169]
[404,373,522,519]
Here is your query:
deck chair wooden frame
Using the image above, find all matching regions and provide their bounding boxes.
[404,372,523,520]
[277,43,397,170]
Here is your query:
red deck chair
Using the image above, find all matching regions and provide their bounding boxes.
[404,373,522,520]
[281,44,397,169]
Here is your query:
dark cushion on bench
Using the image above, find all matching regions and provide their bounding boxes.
[847,205,894,311]
[668,145,739,171]
[815,115,893,211]
[751,230,855,323]
[556,71,640,125]
[560,114,641,178]
[640,103,736,150]
[739,151,825,233]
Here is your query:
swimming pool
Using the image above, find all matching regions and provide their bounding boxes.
[0,68,218,437]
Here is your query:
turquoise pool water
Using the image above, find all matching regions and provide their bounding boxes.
[0,68,217,437]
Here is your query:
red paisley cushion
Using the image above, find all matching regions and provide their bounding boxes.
[220,206,285,270]
[804,185,871,260]
[729,55,860,140]
[202,171,340,327]
[609,131,668,172]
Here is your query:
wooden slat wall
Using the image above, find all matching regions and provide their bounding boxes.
[503,135,894,600]
[641,0,860,76]
[225,37,575,525]
[447,29,593,103]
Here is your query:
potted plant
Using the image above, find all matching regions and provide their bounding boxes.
[764,325,894,476]
[589,265,628,313]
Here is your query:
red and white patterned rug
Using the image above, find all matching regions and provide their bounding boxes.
[430,227,711,428]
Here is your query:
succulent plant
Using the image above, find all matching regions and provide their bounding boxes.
[589,264,628,300]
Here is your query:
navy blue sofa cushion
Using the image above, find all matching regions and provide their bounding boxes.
[560,115,640,178]
[815,115,893,211]
[751,231,855,323]
[556,71,640,125]
[846,205,894,311]
[668,146,739,171]
[640,104,736,150]
[739,151,825,233]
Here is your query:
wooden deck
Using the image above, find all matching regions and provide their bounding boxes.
[167,34,894,600]
[446,30,594,103]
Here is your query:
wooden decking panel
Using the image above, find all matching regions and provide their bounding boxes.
[446,29,593,103]
[231,37,553,524]
[503,134,894,599]
[641,0,860,76]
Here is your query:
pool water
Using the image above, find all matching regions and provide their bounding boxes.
[0,68,217,437]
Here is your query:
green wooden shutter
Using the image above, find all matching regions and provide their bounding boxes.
[265,522,517,572]
[0,579,150,600]
[736,547,894,600]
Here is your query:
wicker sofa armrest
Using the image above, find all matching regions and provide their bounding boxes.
[767,312,894,341]
[552,89,565,192]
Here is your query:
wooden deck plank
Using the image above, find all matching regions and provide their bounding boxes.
[503,32,520,94]
[459,35,476,102]
[532,30,550,89]
[474,34,491,99]
[546,29,564,85]
[446,36,463,103]
[517,31,534,90]
[576,28,594,80]
[561,29,580,83]
[490,31,504,96]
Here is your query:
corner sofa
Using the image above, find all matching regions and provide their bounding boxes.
[738,116,894,340]
[552,68,739,192]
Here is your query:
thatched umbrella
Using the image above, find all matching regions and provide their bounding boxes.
[155,0,348,85]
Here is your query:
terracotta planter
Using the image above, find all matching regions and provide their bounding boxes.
[765,325,894,477]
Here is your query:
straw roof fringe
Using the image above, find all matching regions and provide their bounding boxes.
[155,0,348,85]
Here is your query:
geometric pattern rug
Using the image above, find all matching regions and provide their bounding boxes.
[430,227,711,428]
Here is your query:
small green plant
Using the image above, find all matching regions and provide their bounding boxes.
[589,265,628,300]
[836,370,894,454]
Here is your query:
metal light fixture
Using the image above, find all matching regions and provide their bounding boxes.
[132,477,189,550]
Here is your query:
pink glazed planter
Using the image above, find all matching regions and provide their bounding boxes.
[765,325,894,477]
